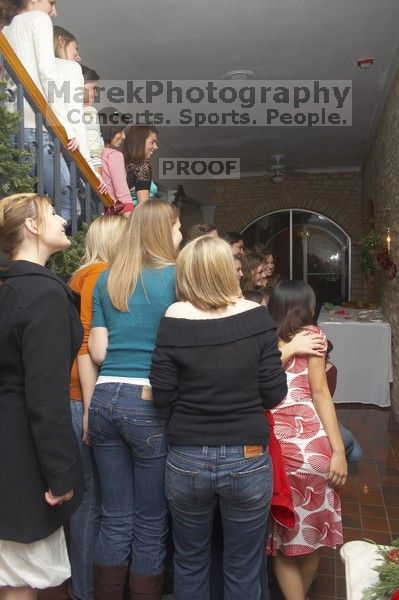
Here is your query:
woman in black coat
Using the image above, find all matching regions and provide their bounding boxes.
[0,193,84,599]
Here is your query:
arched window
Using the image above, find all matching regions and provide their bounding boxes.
[242,209,351,304]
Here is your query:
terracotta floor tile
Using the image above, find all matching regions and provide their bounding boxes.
[362,530,391,544]
[341,501,361,516]
[342,513,362,529]
[361,516,390,532]
[359,492,384,506]
[386,505,399,520]
[360,504,386,519]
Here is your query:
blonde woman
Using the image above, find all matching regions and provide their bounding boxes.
[149,236,287,600]
[68,214,126,600]
[88,200,182,600]
[0,193,83,599]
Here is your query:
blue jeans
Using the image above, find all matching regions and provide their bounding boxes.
[339,424,363,463]
[24,128,79,223]
[88,383,169,576]
[166,445,273,600]
[69,401,101,600]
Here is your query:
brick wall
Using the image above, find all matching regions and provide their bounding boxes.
[362,72,399,419]
[211,171,363,299]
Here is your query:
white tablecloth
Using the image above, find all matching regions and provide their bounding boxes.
[340,541,387,600]
[318,310,392,407]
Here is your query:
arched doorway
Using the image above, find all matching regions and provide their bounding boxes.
[242,209,351,304]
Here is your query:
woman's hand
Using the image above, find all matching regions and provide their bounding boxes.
[82,408,90,446]
[96,174,109,195]
[45,488,74,506]
[291,330,325,356]
[328,451,347,487]
[67,137,79,152]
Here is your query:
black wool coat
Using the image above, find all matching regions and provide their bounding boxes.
[0,260,84,543]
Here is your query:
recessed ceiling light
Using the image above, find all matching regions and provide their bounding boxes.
[223,70,256,80]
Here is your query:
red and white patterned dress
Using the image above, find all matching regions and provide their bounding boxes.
[269,325,343,556]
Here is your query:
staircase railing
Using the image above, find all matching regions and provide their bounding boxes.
[0,32,113,234]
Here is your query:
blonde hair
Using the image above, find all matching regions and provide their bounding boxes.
[74,214,126,274]
[0,193,51,258]
[107,199,178,311]
[176,236,239,310]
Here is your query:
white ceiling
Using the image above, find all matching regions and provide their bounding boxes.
[58,0,399,197]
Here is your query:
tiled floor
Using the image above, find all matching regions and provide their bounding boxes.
[300,404,399,600]
[39,404,399,600]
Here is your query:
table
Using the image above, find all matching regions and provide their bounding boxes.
[340,540,387,600]
[318,308,392,407]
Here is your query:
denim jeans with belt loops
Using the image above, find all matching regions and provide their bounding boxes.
[166,444,273,600]
[88,383,170,576]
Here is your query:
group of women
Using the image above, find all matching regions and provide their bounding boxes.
[0,4,348,598]
[1,0,158,224]
[0,191,348,600]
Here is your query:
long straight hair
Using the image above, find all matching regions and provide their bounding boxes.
[267,280,316,342]
[73,215,126,276]
[107,200,178,311]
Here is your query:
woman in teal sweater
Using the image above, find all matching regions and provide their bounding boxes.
[88,200,182,600]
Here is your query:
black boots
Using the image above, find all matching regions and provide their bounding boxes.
[129,571,164,600]
[93,563,127,600]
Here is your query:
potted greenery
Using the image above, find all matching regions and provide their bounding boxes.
[359,230,397,281]
[0,82,35,196]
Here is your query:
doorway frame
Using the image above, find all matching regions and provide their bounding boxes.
[241,208,352,299]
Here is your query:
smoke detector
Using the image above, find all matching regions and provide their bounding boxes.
[357,57,374,69]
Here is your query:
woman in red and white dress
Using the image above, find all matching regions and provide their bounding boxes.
[268,280,347,600]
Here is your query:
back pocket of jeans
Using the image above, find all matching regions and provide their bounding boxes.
[230,463,271,509]
[165,461,199,508]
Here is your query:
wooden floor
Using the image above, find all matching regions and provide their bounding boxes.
[38,404,399,600]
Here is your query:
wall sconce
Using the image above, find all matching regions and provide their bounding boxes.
[386,226,391,254]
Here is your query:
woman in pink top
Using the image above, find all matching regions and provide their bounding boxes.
[100,108,134,215]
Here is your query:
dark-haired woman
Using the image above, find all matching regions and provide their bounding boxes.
[267,280,347,600]
[82,66,104,174]
[100,108,134,215]
[123,126,158,205]
[221,231,245,258]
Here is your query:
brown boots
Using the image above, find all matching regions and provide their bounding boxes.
[93,563,127,600]
[129,571,164,600]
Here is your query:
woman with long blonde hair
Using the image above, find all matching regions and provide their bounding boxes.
[88,199,182,600]
[68,214,126,600]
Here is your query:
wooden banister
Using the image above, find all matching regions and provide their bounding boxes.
[0,32,113,208]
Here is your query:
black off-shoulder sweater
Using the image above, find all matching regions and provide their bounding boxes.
[150,306,287,447]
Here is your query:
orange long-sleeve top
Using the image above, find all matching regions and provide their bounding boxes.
[69,262,108,401]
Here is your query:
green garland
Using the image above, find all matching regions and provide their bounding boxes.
[359,230,384,281]
[362,539,399,599]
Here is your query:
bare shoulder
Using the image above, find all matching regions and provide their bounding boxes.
[234,298,261,313]
[165,302,188,318]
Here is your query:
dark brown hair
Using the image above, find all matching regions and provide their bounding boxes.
[0,0,27,26]
[188,223,217,240]
[267,280,316,342]
[240,252,264,291]
[122,125,158,164]
[99,107,126,146]
[81,65,100,83]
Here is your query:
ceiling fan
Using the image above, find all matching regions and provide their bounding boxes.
[264,155,306,183]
